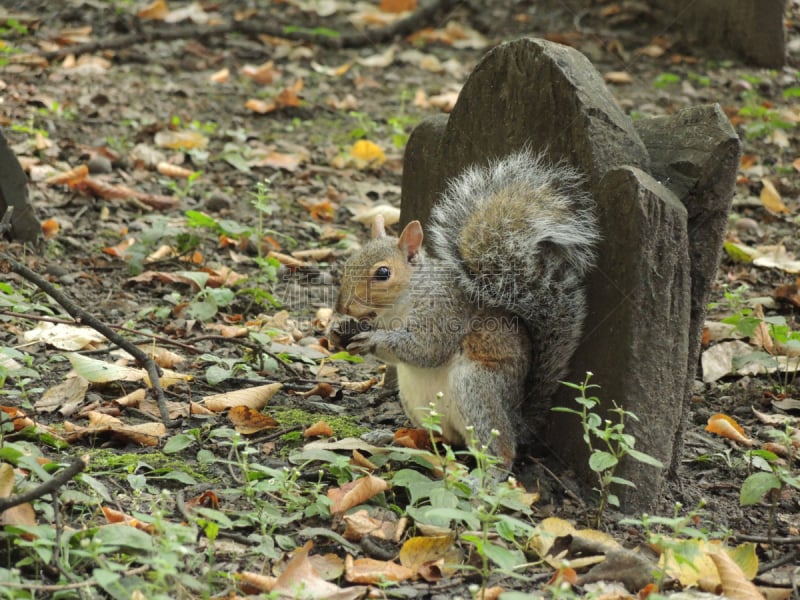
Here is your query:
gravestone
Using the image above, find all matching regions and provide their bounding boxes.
[399,38,740,512]
[659,0,786,68]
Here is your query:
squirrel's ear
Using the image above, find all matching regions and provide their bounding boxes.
[398,220,423,260]
[371,214,386,239]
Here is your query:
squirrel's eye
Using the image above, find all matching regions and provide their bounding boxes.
[373,266,391,281]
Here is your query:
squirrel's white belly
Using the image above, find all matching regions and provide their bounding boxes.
[396,358,467,446]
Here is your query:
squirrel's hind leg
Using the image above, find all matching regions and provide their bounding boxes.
[449,361,520,470]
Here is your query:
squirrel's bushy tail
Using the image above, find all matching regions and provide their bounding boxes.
[428,151,599,412]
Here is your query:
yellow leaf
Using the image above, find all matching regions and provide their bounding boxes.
[723,241,757,264]
[349,140,386,166]
[399,535,458,574]
[760,179,789,214]
[705,413,755,446]
[153,130,208,151]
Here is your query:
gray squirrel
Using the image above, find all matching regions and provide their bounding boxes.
[335,151,598,468]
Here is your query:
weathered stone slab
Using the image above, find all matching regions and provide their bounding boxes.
[399,37,738,512]
[557,166,691,510]
[634,105,741,473]
[401,37,649,229]
[659,0,786,68]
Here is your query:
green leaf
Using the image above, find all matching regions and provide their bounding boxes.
[92,567,121,588]
[328,351,364,363]
[626,448,664,468]
[93,525,154,552]
[185,210,219,229]
[163,433,195,454]
[740,472,781,506]
[483,542,525,572]
[78,474,112,502]
[205,364,232,385]
[589,451,618,473]
[157,470,197,485]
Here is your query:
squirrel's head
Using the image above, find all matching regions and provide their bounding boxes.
[336,216,424,320]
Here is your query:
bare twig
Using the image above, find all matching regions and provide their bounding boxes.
[39,0,462,61]
[0,565,149,591]
[0,456,87,513]
[0,254,175,425]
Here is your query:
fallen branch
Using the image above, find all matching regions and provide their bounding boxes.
[0,456,87,513]
[39,0,462,61]
[0,253,175,426]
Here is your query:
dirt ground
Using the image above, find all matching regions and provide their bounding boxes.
[1,0,799,597]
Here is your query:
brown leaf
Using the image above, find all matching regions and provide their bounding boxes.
[41,218,59,239]
[342,509,398,542]
[304,420,334,439]
[101,506,156,532]
[328,475,389,514]
[138,0,169,19]
[273,541,368,599]
[775,284,800,308]
[344,555,415,584]
[709,551,765,600]
[394,427,435,451]
[202,383,282,412]
[241,61,281,84]
[45,164,88,185]
[0,464,36,528]
[228,405,279,434]
[379,0,417,12]
[399,534,458,577]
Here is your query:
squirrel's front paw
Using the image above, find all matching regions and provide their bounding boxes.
[346,331,377,356]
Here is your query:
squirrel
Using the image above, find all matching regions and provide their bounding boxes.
[335,150,598,469]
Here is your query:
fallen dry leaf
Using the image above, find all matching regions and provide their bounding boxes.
[228,405,279,434]
[157,162,196,179]
[343,509,398,542]
[604,71,633,84]
[328,475,389,514]
[241,60,281,84]
[344,554,415,584]
[760,179,789,214]
[202,383,282,412]
[706,413,756,446]
[304,420,334,438]
[272,541,368,599]
[399,534,459,578]
[0,463,37,528]
[138,0,168,19]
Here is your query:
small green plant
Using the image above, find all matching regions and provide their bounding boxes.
[652,72,680,88]
[553,373,664,528]
[739,425,800,542]
[620,501,730,589]
[390,402,537,594]
[737,89,796,140]
[165,170,203,198]
[687,71,711,87]
[712,284,800,394]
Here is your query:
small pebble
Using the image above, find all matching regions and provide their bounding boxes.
[204,192,233,212]
[87,154,112,174]
[734,217,762,238]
